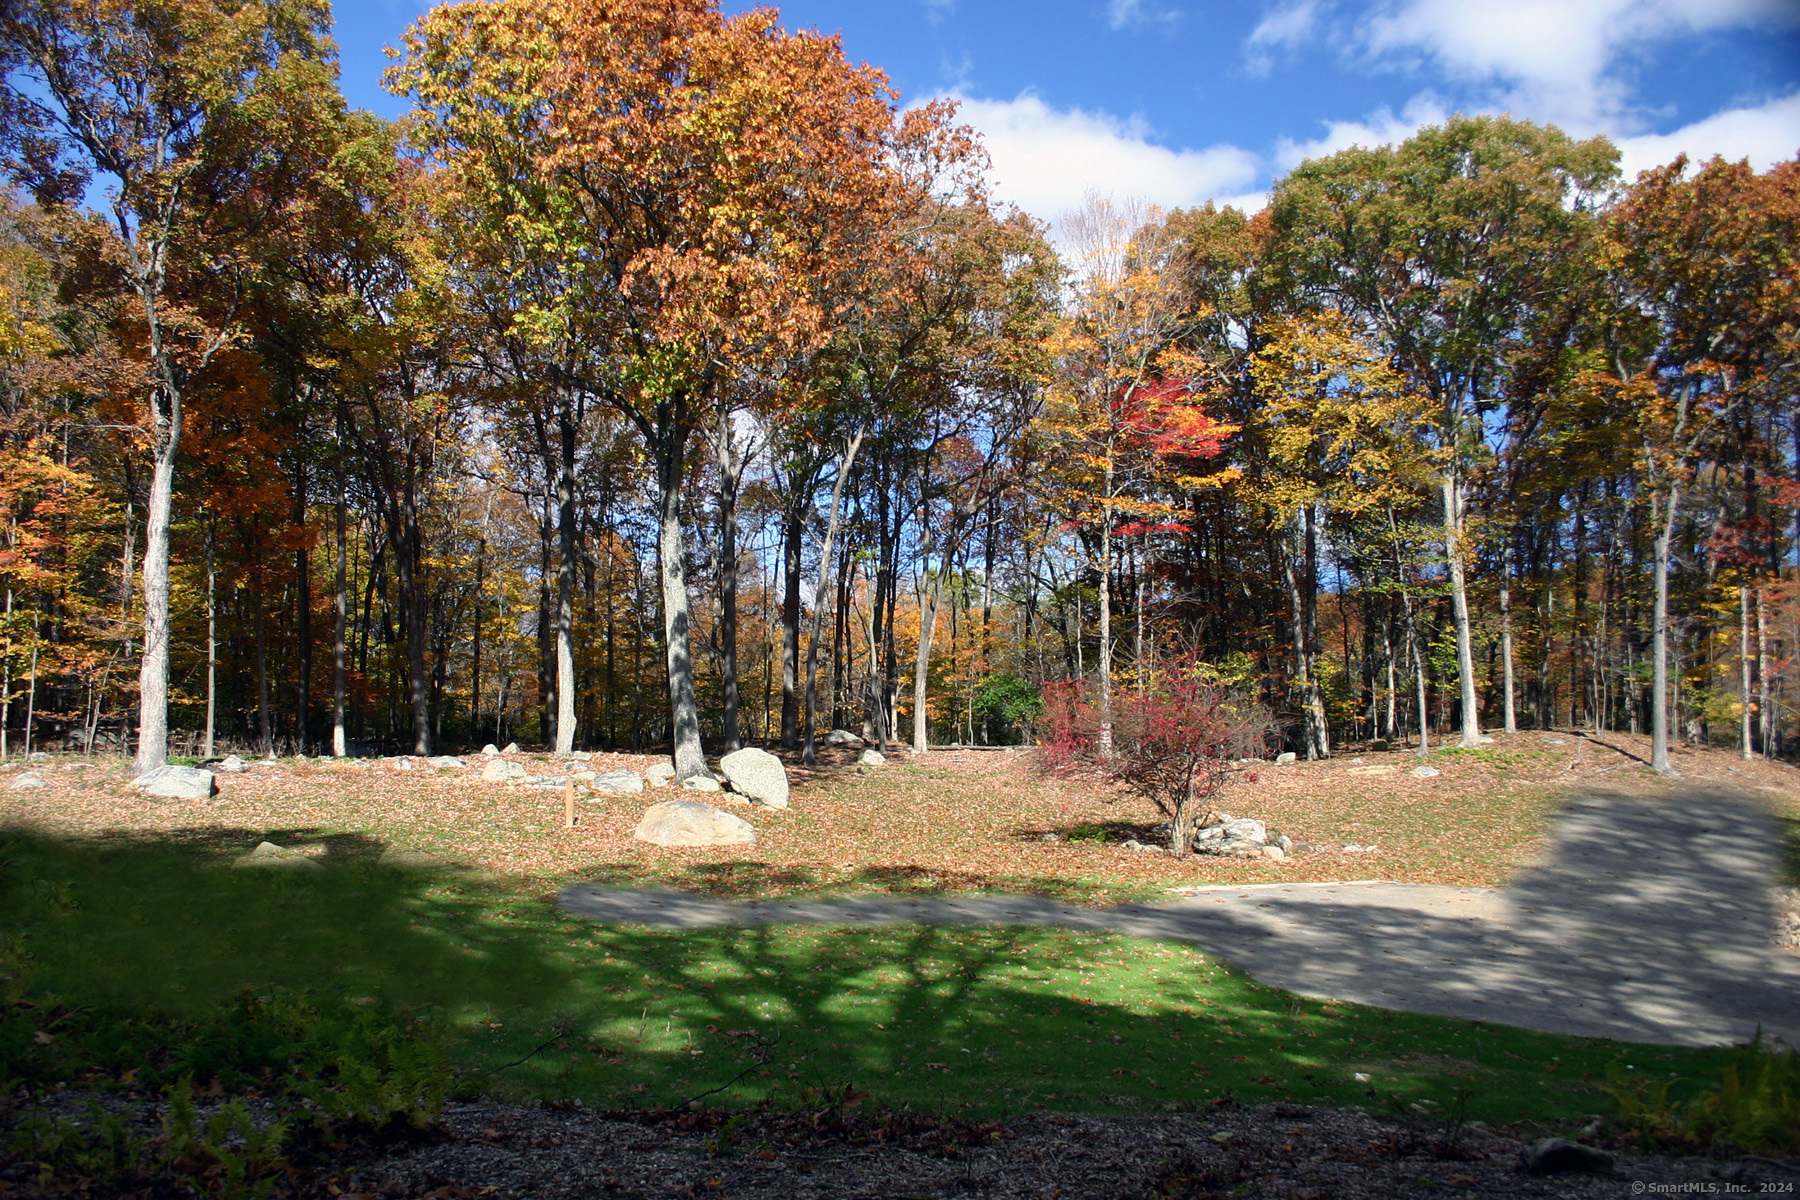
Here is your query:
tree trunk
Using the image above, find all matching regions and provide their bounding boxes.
[333,472,348,758]
[1097,457,1114,758]
[1740,583,1753,760]
[1500,541,1517,734]
[1650,482,1681,775]
[780,502,804,750]
[1442,471,1481,746]
[1169,774,1198,859]
[203,523,216,759]
[912,570,941,752]
[654,434,707,780]
[716,405,743,753]
[401,529,432,756]
[253,550,275,759]
[554,411,578,755]
[134,449,178,774]
[294,466,310,754]
[803,428,864,764]
[1756,586,1770,759]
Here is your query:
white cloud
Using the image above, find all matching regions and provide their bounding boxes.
[939,91,1264,225]
[1272,94,1447,172]
[1245,1,1320,76]
[921,0,954,26]
[1105,0,1182,32]
[1612,90,1800,179]
[1359,0,1799,130]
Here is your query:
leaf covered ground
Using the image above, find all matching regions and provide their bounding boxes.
[3,729,1794,902]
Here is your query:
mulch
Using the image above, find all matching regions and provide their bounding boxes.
[6,1090,1794,1199]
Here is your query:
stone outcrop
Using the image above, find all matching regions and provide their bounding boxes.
[633,800,755,847]
[717,747,789,808]
[128,765,217,800]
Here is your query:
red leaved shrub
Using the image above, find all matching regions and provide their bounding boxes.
[1041,667,1274,856]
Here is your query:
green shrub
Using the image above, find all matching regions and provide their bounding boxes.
[1686,1038,1800,1154]
[1603,1037,1800,1155]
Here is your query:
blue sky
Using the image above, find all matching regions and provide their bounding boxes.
[339,0,1800,224]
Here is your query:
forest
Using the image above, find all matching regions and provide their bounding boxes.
[0,0,1795,779]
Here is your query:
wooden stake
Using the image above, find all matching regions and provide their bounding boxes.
[564,778,576,828]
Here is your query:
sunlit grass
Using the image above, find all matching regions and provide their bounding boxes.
[1,828,1727,1131]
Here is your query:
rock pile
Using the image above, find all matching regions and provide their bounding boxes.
[1191,811,1290,861]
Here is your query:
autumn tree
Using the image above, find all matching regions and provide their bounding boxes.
[1587,156,1800,773]
[1039,197,1232,753]
[1249,313,1434,757]
[0,0,340,770]
[1269,117,1617,748]
[398,0,921,778]
[1043,660,1272,856]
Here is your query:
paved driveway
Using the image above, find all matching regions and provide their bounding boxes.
[561,789,1800,1047]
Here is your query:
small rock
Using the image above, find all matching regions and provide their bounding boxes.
[1542,737,1566,745]
[481,744,500,756]
[1371,738,1390,751]
[718,747,790,808]
[1275,751,1297,765]
[426,755,464,769]
[1276,834,1293,853]
[10,772,45,790]
[1121,839,1165,854]
[391,756,415,771]
[128,765,217,800]
[1194,816,1269,857]
[1261,844,1285,861]
[590,770,645,794]
[481,759,527,783]
[633,799,756,847]
[1039,832,1060,842]
[682,775,722,793]
[1412,765,1441,778]
[232,841,322,872]
[1291,841,1317,854]
[522,775,574,789]
[1520,1137,1613,1176]
[503,742,520,754]
[27,751,49,764]
[645,763,677,788]
[569,750,591,761]
[857,748,886,767]
[217,754,248,773]
[824,729,864,747]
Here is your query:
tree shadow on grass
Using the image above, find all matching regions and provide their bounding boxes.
[0,824,570,1022]
[1,823,1710,1132]
[566,859,1128,904]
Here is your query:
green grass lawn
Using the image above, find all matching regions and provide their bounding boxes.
[0,827,1731,1135]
